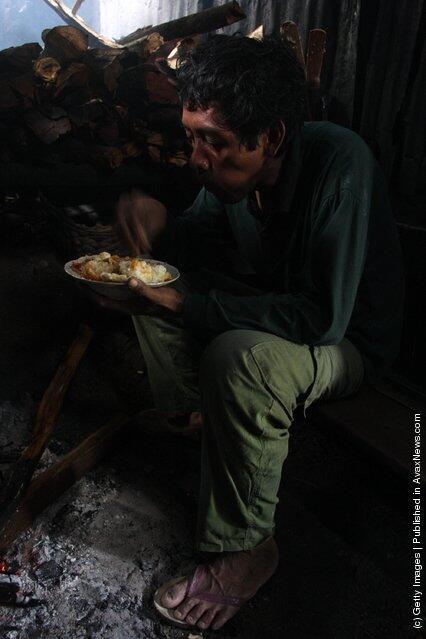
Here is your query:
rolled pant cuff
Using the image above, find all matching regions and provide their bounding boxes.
[195,529,274,553]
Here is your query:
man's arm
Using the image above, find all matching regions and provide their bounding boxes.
[152,188,236,272]
[116,187,234,270]
[181,189,369,345]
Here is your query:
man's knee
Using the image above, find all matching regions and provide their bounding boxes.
[199,330,257,389]
[199,330,315,415]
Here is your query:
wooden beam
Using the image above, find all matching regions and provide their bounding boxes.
[119,1,246,46]
[0,324,93,537]
[41,0,122,48]
[0,413,134,553]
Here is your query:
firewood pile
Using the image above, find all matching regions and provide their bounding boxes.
[0,1,246,183]
[0,26,190,174]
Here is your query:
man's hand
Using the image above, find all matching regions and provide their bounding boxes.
[87,278,184,317]
[116,189,167,256]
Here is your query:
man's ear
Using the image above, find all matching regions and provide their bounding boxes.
[265,121,286,157]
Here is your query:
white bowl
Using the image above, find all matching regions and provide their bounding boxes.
[64,255,180,301]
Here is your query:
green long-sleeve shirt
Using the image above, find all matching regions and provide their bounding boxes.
[154,122,404,382]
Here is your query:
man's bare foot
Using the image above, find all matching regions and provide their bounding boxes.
[159,537,278,630]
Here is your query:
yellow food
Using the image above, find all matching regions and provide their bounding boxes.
[72,252,172,285]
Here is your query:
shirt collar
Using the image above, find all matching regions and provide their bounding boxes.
[247,128,302,221]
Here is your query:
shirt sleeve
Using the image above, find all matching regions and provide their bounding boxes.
[182,189,369,345]
[152,187,236,272]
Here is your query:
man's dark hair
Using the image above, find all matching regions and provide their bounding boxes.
[176,34,307,150]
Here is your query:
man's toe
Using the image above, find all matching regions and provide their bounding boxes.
[197,606,218,629]
[185,602,209,626]
[173,597,198,621]
[160,578,187,608]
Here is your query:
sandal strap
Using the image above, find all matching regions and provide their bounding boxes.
[187,565,242,608]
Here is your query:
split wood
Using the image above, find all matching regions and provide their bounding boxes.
[0,412,134,553]
[0,324,93,541]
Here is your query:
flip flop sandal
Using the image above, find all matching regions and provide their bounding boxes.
[154,565,243,629]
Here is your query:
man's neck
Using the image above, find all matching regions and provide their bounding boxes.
[254,156,284,213]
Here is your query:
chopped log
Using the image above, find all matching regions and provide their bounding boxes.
[143,105,183,135]
[144,36,180,63]
[9,72,36,101]
[24,109,71,144]
[0,325,93,541]
[117,64,179,107]
[0,81,20,111]
[281,21,306,71]
[68,98,108,126]
[121,141,143,160]
[145,68,180,105]
[54,62,92,97]
[116,65,148,106]
[96,121,120,146]
[0,412,133,553]
[155,58,178,86]
[59,85,100,108]
[89,145,124,170]
[43,26,88,62]
[119,1,246,46]
[87,49,129,92]
[128,33,164,61]
[0,43,42,74]
[34,56,61,83]
[146,131,164,163]
[167,36,200,70]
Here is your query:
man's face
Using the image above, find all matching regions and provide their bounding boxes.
[182,106,268,203]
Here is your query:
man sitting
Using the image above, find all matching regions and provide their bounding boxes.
[97,35,404,631]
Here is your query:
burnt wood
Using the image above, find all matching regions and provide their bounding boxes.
[0,325,93,541]
[0,412,133,553]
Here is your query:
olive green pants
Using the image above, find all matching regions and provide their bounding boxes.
[132,271,364,552]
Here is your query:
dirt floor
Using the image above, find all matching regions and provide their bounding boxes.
[0,211,411,638]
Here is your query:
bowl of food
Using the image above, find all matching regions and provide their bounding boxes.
[64,252,180,300]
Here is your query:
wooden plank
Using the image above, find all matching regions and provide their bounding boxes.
[308,384,425,481]
[0,324,93,537]
[119,1,246,46]
[0,413,133,553]
[306,29,326,89]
